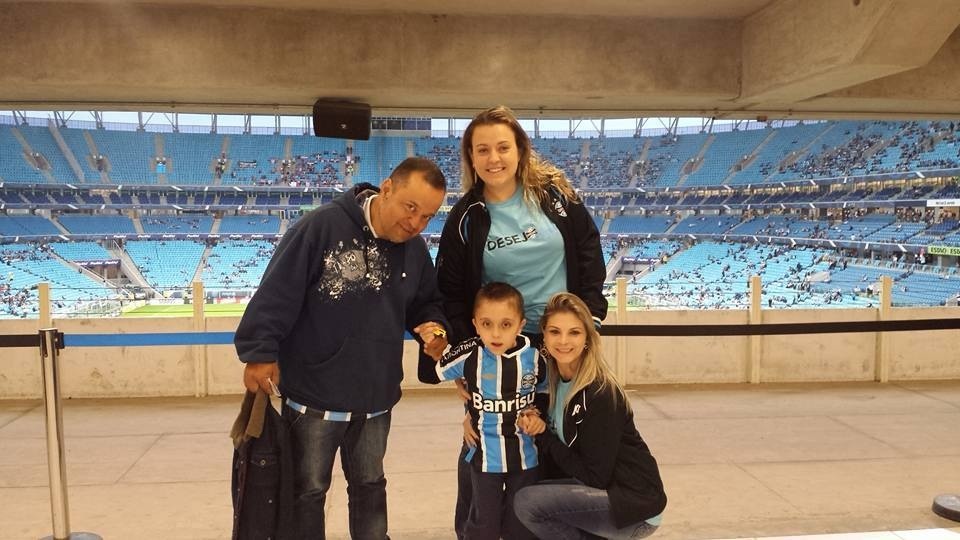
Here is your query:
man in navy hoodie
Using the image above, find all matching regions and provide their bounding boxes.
[236,156,450,539]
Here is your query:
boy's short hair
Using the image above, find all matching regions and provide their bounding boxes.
[474,282,524,318]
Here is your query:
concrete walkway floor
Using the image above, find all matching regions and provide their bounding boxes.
[1,381,959,540]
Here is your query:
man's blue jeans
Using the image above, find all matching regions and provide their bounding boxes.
[514,480,658,540]
[285,404,391,540]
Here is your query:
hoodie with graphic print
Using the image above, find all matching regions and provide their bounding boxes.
[235,183,447,413]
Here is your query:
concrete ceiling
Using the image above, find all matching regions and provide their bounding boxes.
[2,0,960,119]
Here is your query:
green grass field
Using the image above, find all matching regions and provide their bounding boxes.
[122,303,248,317]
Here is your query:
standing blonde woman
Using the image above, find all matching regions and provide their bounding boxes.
[514,292,666,540]
[418,106,609,538]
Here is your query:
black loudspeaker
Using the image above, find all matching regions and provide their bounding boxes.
[312,100,371,140]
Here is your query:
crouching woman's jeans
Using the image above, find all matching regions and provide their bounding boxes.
[514,480,658,540]
[285,403,391,540]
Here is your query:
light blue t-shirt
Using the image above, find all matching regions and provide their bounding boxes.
[482,188,567,333]
[550,378,573,445]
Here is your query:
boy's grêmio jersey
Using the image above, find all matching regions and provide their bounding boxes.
[436,334,548,473]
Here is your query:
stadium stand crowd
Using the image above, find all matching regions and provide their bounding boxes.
[1,116,959,317]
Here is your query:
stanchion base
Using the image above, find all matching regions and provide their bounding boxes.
[40,533,102,540]
[933,493,960,522]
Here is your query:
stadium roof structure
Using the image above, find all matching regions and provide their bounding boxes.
[2,0,960,120]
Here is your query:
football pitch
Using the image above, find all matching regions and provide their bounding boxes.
[121,303,248,317]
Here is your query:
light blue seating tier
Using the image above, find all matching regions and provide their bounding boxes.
[674,215,742,235]
[893,271,959,306]
[684,128,768,187]
[607,214,674,234]
[767,121,900,181]
[17,126,77,183]
[0,125,46,183]
[641,132,707,188]
[869,121,927,174]
[728,215,823,238]
[58,127,102,179]
[942,230,960,247]
[844,122,905,177]
[767,121,861,181]
[200,239,275,291]
[863,222,926,244]
[801,263,954,307]
[164,133,224,184]
[732,123,829,185]
[50,241,112,261]
[821,214,896,241]
[627,240,682,260]
[1,245,114,318]
[124,240,205,290]
[88,129,156,183]
[773,122,862,180]
[353,136,409,185]
[628,242,760,309]
[903,121,960,171]
[422,213,446,235]
[224,134,285,185]
[289,137,347,185]
[532,138,582,182]
[809,265,900,297]
[58,215,136,235]
[583,139,639,188]
[0,215,61,236]
[414,137,460,188]
[217,215,281,234]
[140,215,214,234]
[626,241,858,309]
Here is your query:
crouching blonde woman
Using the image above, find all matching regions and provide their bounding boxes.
[514,292,666,540]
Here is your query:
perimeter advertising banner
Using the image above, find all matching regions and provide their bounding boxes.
[928,245,960,256]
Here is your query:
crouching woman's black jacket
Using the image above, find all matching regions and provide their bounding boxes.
[537,380,667,528]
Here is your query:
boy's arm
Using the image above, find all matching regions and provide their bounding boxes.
[435,337,482,382]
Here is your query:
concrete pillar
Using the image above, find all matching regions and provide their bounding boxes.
[876,275,892,382]
[192,281,207,397]
[748,275,762,383]
[38,282,51,328]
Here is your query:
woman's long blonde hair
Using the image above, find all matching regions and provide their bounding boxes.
[540,292,625,413]
[460,105,578,205]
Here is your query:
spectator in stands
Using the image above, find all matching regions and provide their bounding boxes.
[235,157,450,539]
[513,292,666,539]
[421,105,608,539]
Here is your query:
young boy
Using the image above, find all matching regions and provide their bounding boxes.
[434,282,548,540]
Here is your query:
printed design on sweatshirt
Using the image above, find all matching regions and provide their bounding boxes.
[318,238,390,299]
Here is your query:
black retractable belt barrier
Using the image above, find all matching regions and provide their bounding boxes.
[1,330,100,540]
[597,317,960,524]
[0,333,43,349]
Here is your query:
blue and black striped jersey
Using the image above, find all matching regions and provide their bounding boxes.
[436,334,548,473]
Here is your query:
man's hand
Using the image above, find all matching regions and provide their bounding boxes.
[243,362,280,395]
[413,321,448,361]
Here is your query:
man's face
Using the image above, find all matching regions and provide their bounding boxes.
[373,172,445,243]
